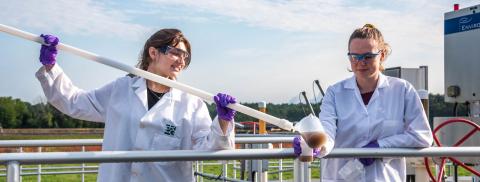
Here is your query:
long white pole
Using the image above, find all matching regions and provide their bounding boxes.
[0,24,294,131]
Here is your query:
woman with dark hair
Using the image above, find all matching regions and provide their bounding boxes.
[36,29,236,182]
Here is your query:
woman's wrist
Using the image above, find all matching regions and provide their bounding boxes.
[44,64,54,71]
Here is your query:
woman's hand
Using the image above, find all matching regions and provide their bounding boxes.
[214,93,236,134]
[293,136,320,157]
[39,34,59,70]
[358,140,379,166]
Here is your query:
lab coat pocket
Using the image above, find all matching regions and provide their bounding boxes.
[151,133,181,150]
[379,120,403,138]
[150,133,182,165]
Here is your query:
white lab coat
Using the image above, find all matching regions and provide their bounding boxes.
[36,65,235,182]
[318,73,433,182]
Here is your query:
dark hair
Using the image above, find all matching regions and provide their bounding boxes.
[348,24,391,71]
[137,29,191,70]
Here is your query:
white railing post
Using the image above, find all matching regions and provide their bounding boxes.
[260,143,272,182]
[474,165,480,182]
[293,159,303,182]
[233,160,236,179]
[195,161,199,181]
[37,147,42,182]
[279,143,283,182]
[200,161,204,182]
[7,161,20,182]
[303,162,311,182]
[319,159,322,182]
[81,146,86,182]
[223,161,228,181]
[18,147,22,181]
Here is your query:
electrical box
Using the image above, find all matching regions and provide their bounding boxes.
[444,4,480,103]
[383,66,428,90]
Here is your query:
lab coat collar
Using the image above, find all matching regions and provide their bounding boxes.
[344,76,357,90]
[344,73,389,90]
[131,77,182,111]
[132,77,148,111]
[377,73,389,89]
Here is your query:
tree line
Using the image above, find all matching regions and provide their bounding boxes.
[0,94,469,129]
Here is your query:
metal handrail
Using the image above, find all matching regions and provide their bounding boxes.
[1,147,480,165]
[0,137,294,147]
[2,147,480,182]
[0,137,294,182]
[0,139,102,147]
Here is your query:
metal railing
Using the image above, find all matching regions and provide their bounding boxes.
[0,137,294,182]
[1,147,480,182]
[0,137,293,147]
[2,137,480,182]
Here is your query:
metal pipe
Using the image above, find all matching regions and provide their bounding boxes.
[13,166,98,171]
[223,161,228,182]
[37,147,41,182]
[0,24,294,131]
[303,162,311,182]
[1,170,98,177]
[1,147,480,165]
[195,161,200,181]
[200,161,204,182]
[314,80,325,98]
[301,91,316,117]
[0,137,294,147]
[293,159,303,182]
[236,134,296,137]
[326,147,480,158]
[0,139,102,147]
[18,148,22,182]
[279,143,283,182]
[81,146,85,182]
[7,161,20,182]
[232,160,236,179]
[236,137,292,144]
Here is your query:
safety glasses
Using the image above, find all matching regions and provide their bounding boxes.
[347,51,380,62]
[157,45,190,62]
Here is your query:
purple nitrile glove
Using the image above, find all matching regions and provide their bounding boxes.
[293,136,320,157]
[214,93,236,121]
[358,140,379,166]
[39,34,59,65]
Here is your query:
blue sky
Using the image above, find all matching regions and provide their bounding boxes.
[1,0,479,104]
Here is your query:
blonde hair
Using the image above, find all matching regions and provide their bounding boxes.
[348,24,391,71]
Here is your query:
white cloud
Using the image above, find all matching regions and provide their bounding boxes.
[146,0,480,98]
[0,0,152,40]
[142,0,478,51]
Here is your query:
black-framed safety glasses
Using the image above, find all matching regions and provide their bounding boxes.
[157,45,190,62]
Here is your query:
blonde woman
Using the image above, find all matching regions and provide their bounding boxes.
[294,24,433,181]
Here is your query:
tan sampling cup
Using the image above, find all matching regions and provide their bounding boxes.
[294,114,328,162]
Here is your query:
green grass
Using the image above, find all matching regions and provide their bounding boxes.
[444,164,475,177]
